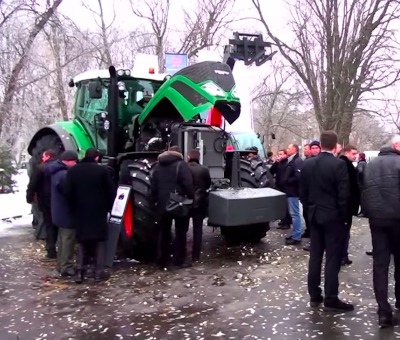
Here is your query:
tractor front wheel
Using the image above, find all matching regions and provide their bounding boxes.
[240,159,273,188]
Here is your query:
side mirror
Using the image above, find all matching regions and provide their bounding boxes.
[88,80,103,99]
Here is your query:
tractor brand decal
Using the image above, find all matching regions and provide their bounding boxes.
[214,70,230,75]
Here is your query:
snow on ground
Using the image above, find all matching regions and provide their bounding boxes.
[0,170,33,235]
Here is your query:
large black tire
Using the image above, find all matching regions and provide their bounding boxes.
[240,158,273,188]
[29,134,64,239]
[30,134,64,166]
[119,158,159,262]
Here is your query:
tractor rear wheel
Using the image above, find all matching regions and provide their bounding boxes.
[240,158,273,188]
[30,134,64,166]
[119,158,158,262]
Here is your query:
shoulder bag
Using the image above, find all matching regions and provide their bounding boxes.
[165,162,193,217]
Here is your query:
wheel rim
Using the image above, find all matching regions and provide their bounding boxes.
[123,199,134,238]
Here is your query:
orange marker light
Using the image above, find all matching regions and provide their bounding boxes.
[149,67,155,74]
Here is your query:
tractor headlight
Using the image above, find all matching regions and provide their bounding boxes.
[201,82,225,97]
[117,69,125,76]
[124,69,131,76]
[117,81,126,91]
[231,85,239,98]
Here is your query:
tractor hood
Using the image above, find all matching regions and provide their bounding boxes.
[138,61,241,125]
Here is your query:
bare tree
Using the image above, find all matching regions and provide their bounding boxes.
[350,113,388,149]
[177,0,237,58]
[252,0,400,144]
[83,0,116,67]
[129,0,170,71]
[0,0,64,139]
[252,60,314,150]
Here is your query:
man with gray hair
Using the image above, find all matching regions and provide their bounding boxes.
[361,134,400,328]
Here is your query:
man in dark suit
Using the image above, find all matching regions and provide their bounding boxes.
[362,135,400,327]
[299,130,353,312]
[339,145,360,266]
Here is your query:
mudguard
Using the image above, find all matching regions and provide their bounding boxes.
[27,120,94,158]
[208,187,287,227]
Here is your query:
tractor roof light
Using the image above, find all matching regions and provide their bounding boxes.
[117,81,126,91]
[124,69,131,76]
[149,67,155,74]
[201,82,225,97]
[117,69,125,76]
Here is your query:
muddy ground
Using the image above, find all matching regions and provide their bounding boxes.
[1,218,399,340]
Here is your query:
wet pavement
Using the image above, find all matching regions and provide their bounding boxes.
[1,218,400,339]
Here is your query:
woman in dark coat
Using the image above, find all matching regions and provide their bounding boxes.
[64,148,116,283]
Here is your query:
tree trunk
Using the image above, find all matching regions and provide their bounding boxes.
[0,0,64,139]
[50,19,69,121]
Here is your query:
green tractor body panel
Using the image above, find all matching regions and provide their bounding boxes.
[138,61,241,125]
[53,120,95,158]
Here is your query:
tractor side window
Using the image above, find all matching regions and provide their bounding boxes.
[76,81,108,126]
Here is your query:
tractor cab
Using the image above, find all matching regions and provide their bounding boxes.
[69,68,168,155]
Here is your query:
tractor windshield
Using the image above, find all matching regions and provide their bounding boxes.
[75,78,164,129]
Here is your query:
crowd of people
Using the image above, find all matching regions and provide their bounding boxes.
[267,131,400,328]
[26,147,211,283]
[25,131,400,327]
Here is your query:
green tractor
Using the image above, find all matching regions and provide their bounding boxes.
[27,33,286,261]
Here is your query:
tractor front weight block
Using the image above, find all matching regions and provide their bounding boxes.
[208,187,286,227]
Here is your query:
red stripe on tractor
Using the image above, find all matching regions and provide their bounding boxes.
[124,199,134,238]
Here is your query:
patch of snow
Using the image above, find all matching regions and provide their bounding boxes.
[0,169,32,221]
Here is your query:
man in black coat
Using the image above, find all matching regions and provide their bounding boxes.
[282,144,303,245]
[187,149,211,262]
[64,148,116,283]
[339,145,360,266]
[299,130,353,312]
[49,150,79,277]
[361,135,400,327]
[26,149,58,259]
[150,146,194,269]
[270,149,292,229]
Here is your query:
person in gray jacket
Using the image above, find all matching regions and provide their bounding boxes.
[361,135,400,328]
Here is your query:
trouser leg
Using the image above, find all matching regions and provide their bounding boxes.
[370,224,392,314]
[308,223,324,299]
[191,210,204,261]
[288,197,302,240]
[76,242,90,272]
[58,228,76,275]
[158,215,173,267]
[43,211,58,257]
[342,218,352,260]
[173,217,190,265]
[94,241,106,275]
[324,222,347,301]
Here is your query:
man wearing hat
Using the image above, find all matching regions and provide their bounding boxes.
[49,150,79,277]
[309,141,321,157]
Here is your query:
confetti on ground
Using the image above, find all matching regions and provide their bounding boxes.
[0,217,393,339]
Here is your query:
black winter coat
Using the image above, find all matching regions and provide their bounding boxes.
[49,160,73,229]
[26,158,58,213]
[64,158,116,242]
[269,158,288,190]
[150,151,194,213]
[357,160,367,188]
[188,160,211,212]
[361,148,400,224]
[280,153,303,197]
[339,155,360,217]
